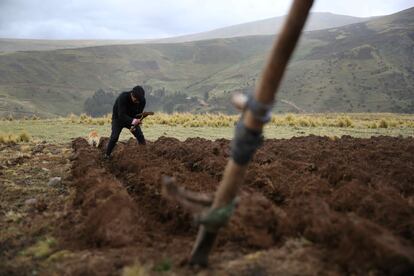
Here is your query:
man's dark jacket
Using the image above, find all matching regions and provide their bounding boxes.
[112,92,146,126]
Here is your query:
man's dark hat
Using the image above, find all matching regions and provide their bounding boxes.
[131,85,145,101]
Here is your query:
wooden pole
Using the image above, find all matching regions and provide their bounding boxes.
[213,0,314,209]
[189,0,314,266]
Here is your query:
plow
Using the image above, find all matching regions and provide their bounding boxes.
[162,0,314,267]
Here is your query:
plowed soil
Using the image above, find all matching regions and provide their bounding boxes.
[2,135,414,275]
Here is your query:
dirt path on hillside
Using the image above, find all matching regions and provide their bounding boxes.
[1,136,414,275]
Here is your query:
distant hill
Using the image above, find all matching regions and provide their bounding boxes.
[155,12,370,43]
[0,7,413,117]
[0,38,147,54]
[0,12,368,53]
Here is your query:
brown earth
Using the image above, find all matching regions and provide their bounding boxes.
[1,135,414,275]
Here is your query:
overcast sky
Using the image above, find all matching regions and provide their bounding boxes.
[0,0,413,40]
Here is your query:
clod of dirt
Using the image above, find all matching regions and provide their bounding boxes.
[32,144,46,154]
[6,155,30,166]
[286,198,414,274]
[48,177,62,187]
[25,198,38,206]
[220,192,283,249]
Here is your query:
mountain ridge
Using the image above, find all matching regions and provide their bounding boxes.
[155,12,370,43]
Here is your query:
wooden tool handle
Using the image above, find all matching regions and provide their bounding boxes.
[189,0,314,266]
[212,0,314,209]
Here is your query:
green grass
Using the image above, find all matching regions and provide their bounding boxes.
[1,113,413,144]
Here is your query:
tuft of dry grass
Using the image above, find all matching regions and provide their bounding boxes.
[4,113,414,130]
[19,131,31,142]
[335,116,354,128]
[0,131,31,144]
[379,119,388,128]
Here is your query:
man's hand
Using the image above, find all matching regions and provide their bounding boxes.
[132,118,142,125]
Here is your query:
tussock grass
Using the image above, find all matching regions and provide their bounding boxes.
[144,112,237,127]
[122,261,150,276]
[13,113,414,129]
[21,237,57,259]
[19,131,31,142]
[379,119,388,128]
[0,131,31,144]
[0,115,412,143]
[0,113,412,144]
[66,113,111,125]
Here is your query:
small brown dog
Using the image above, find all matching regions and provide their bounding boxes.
[87,130,100,147]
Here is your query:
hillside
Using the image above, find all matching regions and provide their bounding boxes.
[201,7,414,113]
[0,37,273,116]
[0,7,413,117]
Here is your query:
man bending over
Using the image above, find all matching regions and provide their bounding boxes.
[105,85,146,159]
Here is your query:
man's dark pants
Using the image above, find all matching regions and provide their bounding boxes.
[106,120,146,156]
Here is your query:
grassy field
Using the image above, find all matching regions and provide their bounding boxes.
[1,113,413,144]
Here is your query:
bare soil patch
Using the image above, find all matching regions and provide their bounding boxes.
[1,135,413,275]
